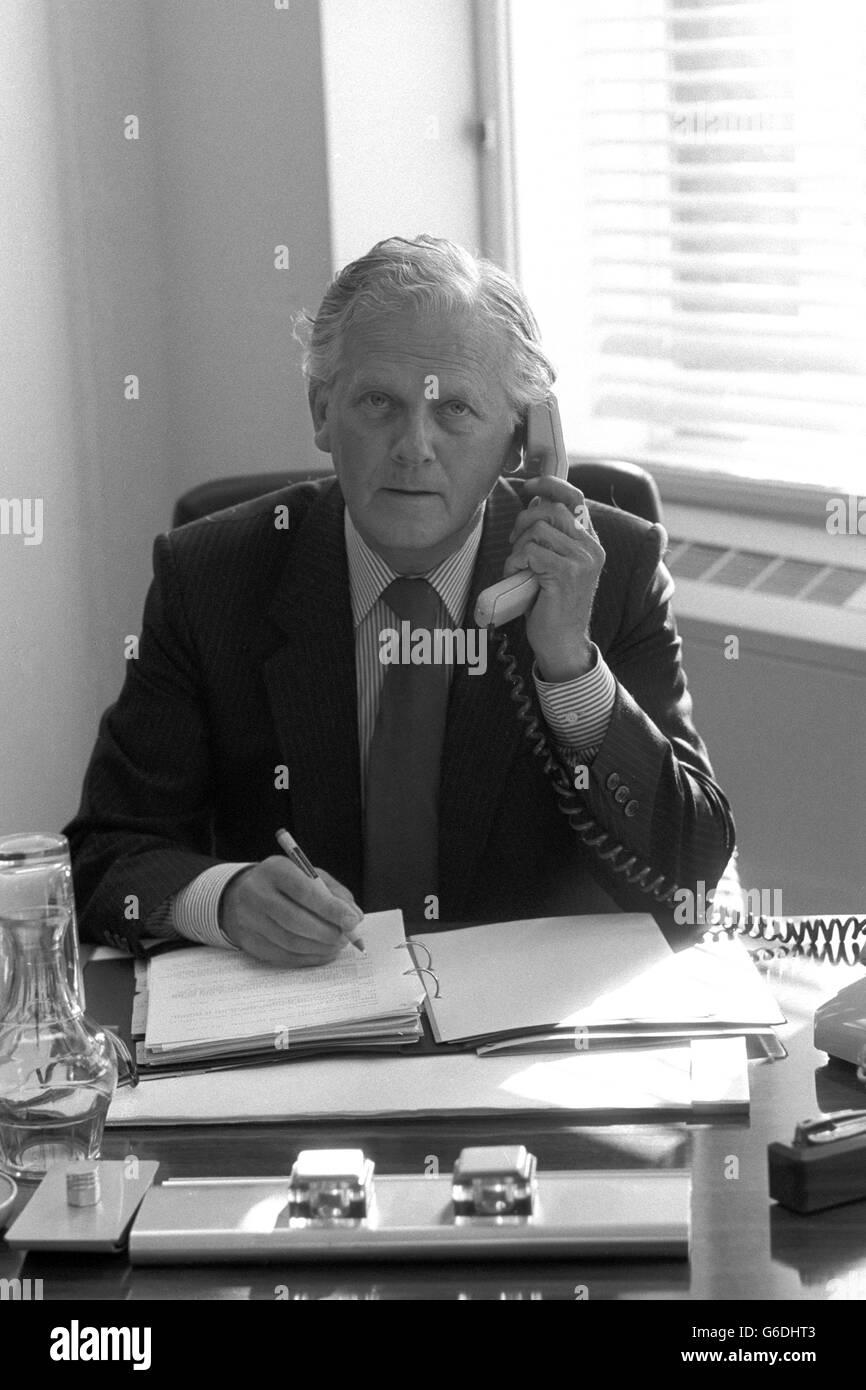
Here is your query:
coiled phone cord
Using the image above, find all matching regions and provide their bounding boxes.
[723,918,866,966]
[491,626,866,958]
[491,626,679,908]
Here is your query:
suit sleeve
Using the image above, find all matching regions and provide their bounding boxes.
[64,533,224,953]
[575,522,736,896]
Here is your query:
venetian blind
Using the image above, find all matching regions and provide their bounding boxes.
[510,0,866,488]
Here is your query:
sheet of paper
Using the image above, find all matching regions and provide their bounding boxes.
[107,1037,748,1125]
[690,1037,749,1112]
[144,910,422,1048]
[131,960,148,1036]
[575,936,785,1027]
[411,916,784,1043]
[410,913,674,1042]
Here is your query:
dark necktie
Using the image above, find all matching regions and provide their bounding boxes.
[362,577,450,922]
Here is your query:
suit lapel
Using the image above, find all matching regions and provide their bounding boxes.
[438,480,536,918]
[263,482,364,898]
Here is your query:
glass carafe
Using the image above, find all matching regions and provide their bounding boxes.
[0,907,117,1182]
[0,832,84,1012]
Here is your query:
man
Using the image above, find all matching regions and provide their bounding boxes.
[65,235,735,963]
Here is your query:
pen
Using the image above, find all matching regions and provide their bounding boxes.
[275,828,366,953]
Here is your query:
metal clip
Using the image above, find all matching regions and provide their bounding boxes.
[793,1109,866,1146]
[287,1149,374,1220]
[451,1145,537,1218]
[394,941,441,998]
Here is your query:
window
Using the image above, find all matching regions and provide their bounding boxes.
[507,0,866,495]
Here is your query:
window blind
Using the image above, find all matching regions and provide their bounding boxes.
[509,0,866,489]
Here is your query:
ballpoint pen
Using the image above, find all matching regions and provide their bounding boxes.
[275,828,366,953]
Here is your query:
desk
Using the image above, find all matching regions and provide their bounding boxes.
[2,950,865,1302]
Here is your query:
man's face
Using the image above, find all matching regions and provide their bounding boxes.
[310,304,522,572]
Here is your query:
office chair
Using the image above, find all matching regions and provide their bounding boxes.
[172,458,663,529]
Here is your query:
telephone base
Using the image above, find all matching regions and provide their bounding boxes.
[814,977,866,1065]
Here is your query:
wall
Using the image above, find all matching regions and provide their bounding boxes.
[0,0,167,835]
[0,0,333,834]
[319,0,481,270]
[678,619,866,914]
[147,0,333,493]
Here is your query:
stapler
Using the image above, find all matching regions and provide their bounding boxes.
[768,1111,866,1214]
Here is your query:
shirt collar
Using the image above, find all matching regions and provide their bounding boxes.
[344,503,485,628]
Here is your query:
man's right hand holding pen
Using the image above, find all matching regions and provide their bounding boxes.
[219,829,366,966]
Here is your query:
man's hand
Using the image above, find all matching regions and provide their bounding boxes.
[219,857,364,966]
[503,475,606,682]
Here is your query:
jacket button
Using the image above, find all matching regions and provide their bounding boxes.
[606,772,621,791]
[615,785,631,805]
[624,800,639,817]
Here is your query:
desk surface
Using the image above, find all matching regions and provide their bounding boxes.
[2,950,865,1302]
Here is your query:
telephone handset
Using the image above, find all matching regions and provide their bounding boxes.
[473,395,570,629]
[471,389,686,920]
[475,396,866,956]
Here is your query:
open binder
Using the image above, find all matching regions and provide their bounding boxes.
[89,910,784,1081]
[84,912,767,1124]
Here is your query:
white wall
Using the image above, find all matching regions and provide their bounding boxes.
[0,0,167,835]
[146,0,333,492]
[0,0,333,834]
[319,0,481,270]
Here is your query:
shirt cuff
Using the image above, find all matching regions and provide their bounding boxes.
[533,644,617,753]
[149,864,254,949]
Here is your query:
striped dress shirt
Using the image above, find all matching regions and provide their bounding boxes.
[148,504,616,946]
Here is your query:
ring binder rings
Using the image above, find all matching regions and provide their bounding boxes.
[394,941,441,999]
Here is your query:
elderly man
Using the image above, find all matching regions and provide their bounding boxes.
[66,235,735,963]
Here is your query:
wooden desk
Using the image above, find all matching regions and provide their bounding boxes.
[2,950,865,1302]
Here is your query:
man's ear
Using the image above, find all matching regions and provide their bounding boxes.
[308,383,331,453]
[502,414,525,475]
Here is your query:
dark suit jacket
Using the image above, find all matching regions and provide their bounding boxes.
[65,476,735,952]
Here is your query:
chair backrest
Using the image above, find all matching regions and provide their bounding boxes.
[172,459,663,530]
[566,458,663,525]
[172,469,331,529]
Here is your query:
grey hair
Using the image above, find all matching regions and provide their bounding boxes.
[294,235,555,423]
